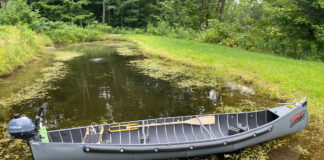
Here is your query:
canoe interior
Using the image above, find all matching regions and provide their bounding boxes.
[46,110,279,145]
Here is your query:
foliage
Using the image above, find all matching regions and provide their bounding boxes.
[0,25,51,76]
[44,22,111,44]
[29,0,93,26]
[0,123,31,160]
[1,0,322,60]
[194,0,324,61]
[158,0,199,29]
[87,0,160,27]
[225,138,289,160]
[0,0,46,31]
[261,0,324,60]
[146,21,197,40]
[86,22,113,33]
[199,19,234,44]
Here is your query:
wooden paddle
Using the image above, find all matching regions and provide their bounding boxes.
[126,116,215,130]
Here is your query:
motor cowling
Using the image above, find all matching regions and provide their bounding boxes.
[7,114,36,140]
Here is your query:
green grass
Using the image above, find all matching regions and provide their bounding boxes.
[125,34,324,116]
[0,25,52,76]
[124,34,324,159]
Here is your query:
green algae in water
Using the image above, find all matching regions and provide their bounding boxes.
[0,50,84,160]
[0,41,285,160]
[0,51,84,111]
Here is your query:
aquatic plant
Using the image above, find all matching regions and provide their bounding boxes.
[0,50,84,159]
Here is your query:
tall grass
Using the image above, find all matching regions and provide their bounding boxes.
[45,22,112,44]
[0,25,51,76]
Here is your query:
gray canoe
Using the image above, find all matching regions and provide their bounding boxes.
[30,100,308,160]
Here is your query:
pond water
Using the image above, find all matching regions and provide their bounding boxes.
[7,42,277,130]
[2,41,285,159]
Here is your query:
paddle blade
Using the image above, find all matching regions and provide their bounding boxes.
[198,116,215,125]
[185,116,215,125]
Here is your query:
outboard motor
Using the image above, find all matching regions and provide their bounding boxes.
[7,107,44,140]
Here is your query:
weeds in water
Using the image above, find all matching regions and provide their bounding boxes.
[121,35,324,159]
[0,123,31,160]
[128,58,223,88]
[225,138,290,160]
[0,50,84,159]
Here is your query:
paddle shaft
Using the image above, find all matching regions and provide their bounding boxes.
[126,116,215,129]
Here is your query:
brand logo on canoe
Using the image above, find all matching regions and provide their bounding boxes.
[290,110,305,128]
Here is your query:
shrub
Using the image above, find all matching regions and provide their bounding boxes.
[45,22,113,44]
[0,0,46,32]
[146,22,197,40]
[86,22,113,33]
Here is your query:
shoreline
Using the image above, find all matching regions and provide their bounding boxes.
[118,35,324,159]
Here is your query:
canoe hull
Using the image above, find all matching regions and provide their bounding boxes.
[30,103,308,160]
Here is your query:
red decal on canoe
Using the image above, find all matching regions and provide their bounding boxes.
[290,110,306,128]
[290,114,300,123]
[300,110,305,117]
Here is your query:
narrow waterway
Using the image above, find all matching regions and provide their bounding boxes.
[1,41,286,159]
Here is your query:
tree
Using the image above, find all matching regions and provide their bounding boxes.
[217,0,226,20]
[205,0,212,27]
[29,0,93,26]
[90,0,110,24]
[0,0,41,26]
[0,0,5,8]
[197,0,204,29]
[263,0,324,59]
[102,0,106,24]
[159,0,200,29]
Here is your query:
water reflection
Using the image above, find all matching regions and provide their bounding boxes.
[209,89,218,106]
[13,42,275,130]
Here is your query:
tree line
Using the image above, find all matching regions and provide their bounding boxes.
[0,0,323,60]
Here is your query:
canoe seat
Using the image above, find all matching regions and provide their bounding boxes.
[237,123,248,132]
[84,134,100,143]
[82,126,104,144]
[228,123,248,135]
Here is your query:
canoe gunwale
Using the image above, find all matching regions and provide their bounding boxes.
[82,125,273,153]
[42,108,281,146]
[46,109,271,134]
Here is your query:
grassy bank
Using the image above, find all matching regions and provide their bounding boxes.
[123,34,324,159]
[125,34,324,115]
[0,25,51,76]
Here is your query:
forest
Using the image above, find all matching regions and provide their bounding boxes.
[0,0,323,62]
[1,0,324,160]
